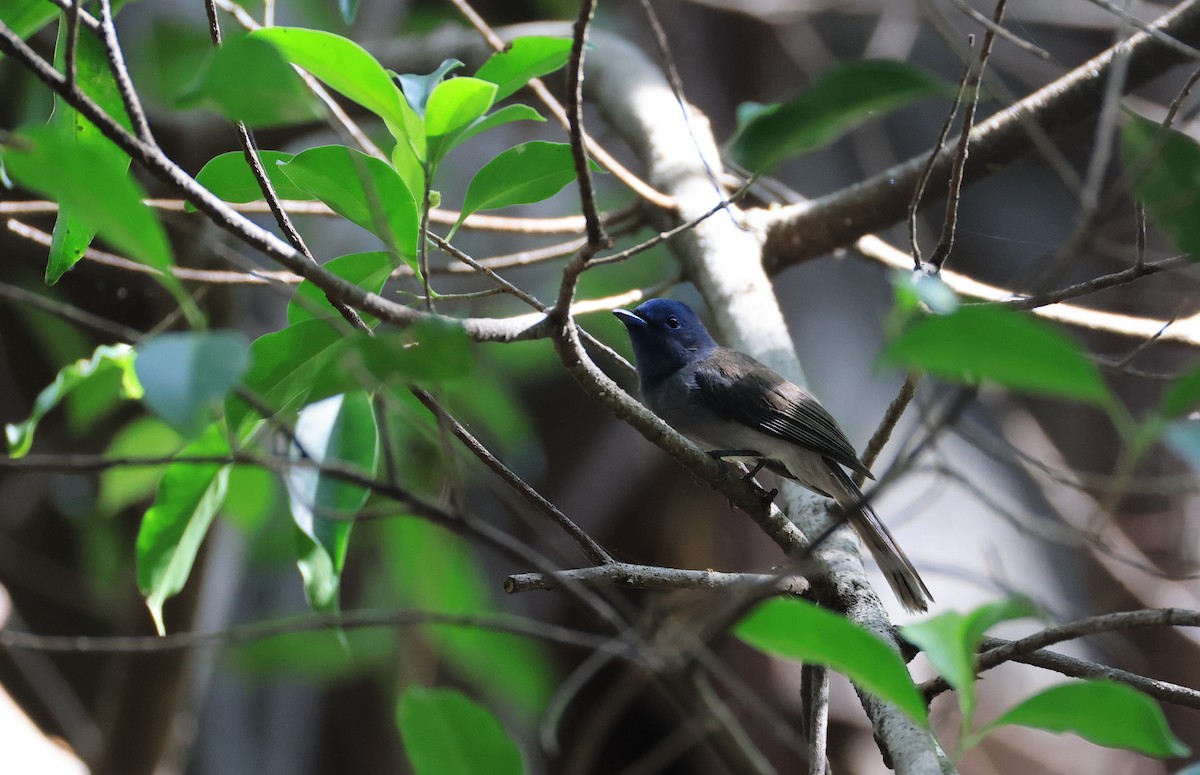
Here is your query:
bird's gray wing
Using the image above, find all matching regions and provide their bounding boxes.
[693,348,872,478]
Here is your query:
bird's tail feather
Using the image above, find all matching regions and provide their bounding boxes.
[827,465,932,614]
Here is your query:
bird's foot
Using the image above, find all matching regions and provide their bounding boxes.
[706,449,768,480]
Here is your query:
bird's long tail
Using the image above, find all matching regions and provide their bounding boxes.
[827,464,932,613]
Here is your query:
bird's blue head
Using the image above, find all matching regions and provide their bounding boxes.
[614,299,718,387]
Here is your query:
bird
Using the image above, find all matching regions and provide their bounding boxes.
[613,298,932,613]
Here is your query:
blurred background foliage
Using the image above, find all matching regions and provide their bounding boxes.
[2,0,1200,773]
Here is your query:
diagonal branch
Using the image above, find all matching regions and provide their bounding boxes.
[753,0,1200,270]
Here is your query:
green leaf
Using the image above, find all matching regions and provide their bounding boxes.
[730,60,945,172]
[1,0,59,46]
[286,392,378,611]
[980,680,1189,758]
[385,518,553,713]
[135,331,249,437]
[900,597,1039,729]
[287,251,394,325]
[248,27,415,137]
[280,145,419,261]
[5,125,174,278]
[230,626,392,680]
[225,318,347,433]
[136,424,231,635]
[395,59,463,117]
[734,597,927,723]
[475,36,573,101]
[397,686,523,775]
[179,35,320,126]
[6,343,143,458]
[456,141,589,231]
[423,77,497,137]
[47,14,134,284]
[433,103,545,163]
[1122,113,1200,261]
[228,318,472,434]
[882,305,1113,406]
[193,150,315,208]
[1160,364,1200,419]
[348,317,473,385]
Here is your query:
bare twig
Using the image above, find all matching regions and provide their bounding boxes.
[0,608,615,654]
[97,0,153,144]
[410,387,615,567]
[928,0,1005,274]
[505,564,807,594]
[567,0,608,250]
[919,608,1200,699]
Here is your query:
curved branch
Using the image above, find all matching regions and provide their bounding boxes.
[753,0,1200,270]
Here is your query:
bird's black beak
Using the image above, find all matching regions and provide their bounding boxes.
[613,309,646,329]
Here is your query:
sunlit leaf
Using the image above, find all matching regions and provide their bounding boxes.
[179,35,320,126]
[280,145,419,262]
[900,597,1039,729]
[286,392,378,611]
[734,597,927,723]
[730,60,945,172]
[456,141,591,232]
[136,424,231,635]
[423,77,497,137]
[882,305,1113,406]
[397,686,523,775]
[432,103,545,164]
[475,36,573,101]
[6,344,142,458]
[193,150,314,208]
[980,680,1189,758]
[1122,113,1200,261]
[249,27,413,134]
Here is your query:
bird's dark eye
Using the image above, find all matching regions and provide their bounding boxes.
[665,316,681,329]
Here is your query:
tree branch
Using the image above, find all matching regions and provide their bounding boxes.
[753,0,1200,270]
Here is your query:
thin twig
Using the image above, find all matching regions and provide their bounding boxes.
[909,39,974,269]
[97,0,153,144]
[203,0,369,332]
[410,387,615,567]
[854,374,921,488]
[946,0,1050,59]
[928,0,1006,273]
[919,608,1200,699]
[0,281,142,342]
[63,0,81,89]
[567,0,608,250]
[975,635,1200,711]
[0,608,616,654]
